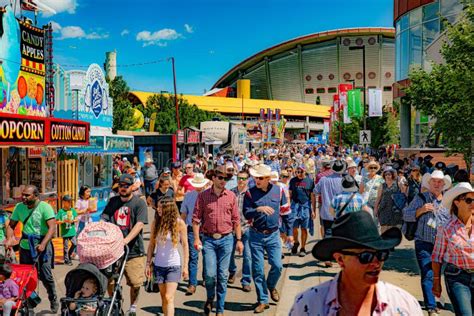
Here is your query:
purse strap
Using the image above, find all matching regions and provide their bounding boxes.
[336,193,356,218]
[23,201,40,227]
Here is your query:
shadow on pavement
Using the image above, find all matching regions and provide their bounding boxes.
[289,270,336,281]
[284,259,322,269]
[383,248,420,276]
[35,310,53,315]
[143,306,202,315]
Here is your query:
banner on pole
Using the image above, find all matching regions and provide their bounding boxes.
[368,89,383,117]
[323,119,330,134]
[338,84,352,124]
[347,89,363,118]
[333,94,340,113]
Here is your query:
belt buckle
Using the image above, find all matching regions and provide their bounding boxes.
[212,233,222,239]
[466,269,474,273]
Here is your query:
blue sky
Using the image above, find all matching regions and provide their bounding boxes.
[5,0,394,95]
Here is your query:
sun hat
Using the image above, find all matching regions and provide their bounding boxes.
[161,167,171,174]
[145,157,153,163]
[321,157,332,167]
[366,161,381,172]
[341,175,358,193]
[249,164,272,178]
[312,211,402,261]
[332,160,347,174]
[188,173,210,188]
[382,167,397,176]
[346,158,357,169]
[270,171,279,181]
[421,170,452,191]
[442,182,474,210]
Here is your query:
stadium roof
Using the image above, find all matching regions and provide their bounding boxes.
[212,27,395,89]
[129,91,330,119]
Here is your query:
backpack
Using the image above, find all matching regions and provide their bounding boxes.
[402,193,427,241]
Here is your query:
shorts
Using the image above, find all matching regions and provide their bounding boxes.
[292,202,311,229]
[279,214,294,235]
[123,256,146,288]
[154,265,181,284]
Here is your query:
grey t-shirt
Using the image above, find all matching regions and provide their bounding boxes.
[102,195,148,259]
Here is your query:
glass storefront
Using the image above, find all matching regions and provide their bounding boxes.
[395,0,464,81]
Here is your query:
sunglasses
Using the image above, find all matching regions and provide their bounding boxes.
[237,177,248,181]
[119,184,131,189]
[255,176,268,181]
[282,175,289,178]
[339,250,390,264]
[216,175,232,181]
[459,197,474,204]
[296,170,304,174]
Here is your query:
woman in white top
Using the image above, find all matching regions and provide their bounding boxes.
[145,197,188,316]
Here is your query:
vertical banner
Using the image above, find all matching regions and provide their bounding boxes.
[323,119,330,134]
[333,94,340,114]
[275,108,281,121]
[267,108,273,121]
[368,89,383,117]
[347,89,363,118]
[338,84,352,124]
[259,108,265,121]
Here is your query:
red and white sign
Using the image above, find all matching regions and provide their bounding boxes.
[177,130,185,143]
[186,131,200,143]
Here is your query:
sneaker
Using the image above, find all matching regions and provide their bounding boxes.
[299,248,307,257]
[50,300,59,314]
[291,242,299,255]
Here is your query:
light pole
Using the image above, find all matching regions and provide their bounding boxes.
[168,57,180,129]
[349,45,366,130]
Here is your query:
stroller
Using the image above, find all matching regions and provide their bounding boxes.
[60,222,129,316]
[9,263,39,316]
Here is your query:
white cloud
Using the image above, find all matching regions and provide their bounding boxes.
[136,28,181,47]
[41,0,77,17]
[51,22,109,40]
[121,29,130,36]
[184,24,194,33]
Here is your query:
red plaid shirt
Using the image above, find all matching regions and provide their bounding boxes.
[432,216,474,270]
[192,186,240,235]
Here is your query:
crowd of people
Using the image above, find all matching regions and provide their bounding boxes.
[0,143,472,315]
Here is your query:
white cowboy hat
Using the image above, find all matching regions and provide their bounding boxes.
[249,164,272,178]
[187,173,210,188]
[270,171,279,181]
[421,170,452,191]
[145,157,153,163]
[346,158,357,169]
[442,182,474,210]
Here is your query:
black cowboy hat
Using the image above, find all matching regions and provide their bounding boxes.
[312,212,402,262]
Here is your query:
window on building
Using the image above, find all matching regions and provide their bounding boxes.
[383,86,392,92]
[328,87,337,93]
[305,88,314,94]
[410,24,423,68]
[316,88,325,94]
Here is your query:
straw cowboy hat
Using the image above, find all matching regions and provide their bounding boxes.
[442,182,474,210]
[366,161,381,173]
[312,211,402,262]
[270,171,279,182]
[421,170,452,191]
[187,173,210,188]
[346,158,357,169]
[249,164,272,178]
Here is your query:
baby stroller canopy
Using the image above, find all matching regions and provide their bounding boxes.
[77,221,124,269]
[64,263,108,298]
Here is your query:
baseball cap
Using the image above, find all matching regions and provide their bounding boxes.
[62,194,72,201]
[119,174,134,185]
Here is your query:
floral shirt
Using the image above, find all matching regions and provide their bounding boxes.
[289,273,422,316]
[362,175,384,208]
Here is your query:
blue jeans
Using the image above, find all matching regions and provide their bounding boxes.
[144,179,157,197]
[444,264,473,315]
[229,230,252,286]
[415,240,436,310]
[187,229,205,287]
[202,234,233,314]
[249,229,282,304]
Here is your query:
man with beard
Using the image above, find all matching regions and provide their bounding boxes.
[5,185,58,313]
[289,212,422,315]
[102,174,148,316]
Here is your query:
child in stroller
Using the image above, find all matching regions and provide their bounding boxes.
[68,278,99,315]
[0,264,19,315]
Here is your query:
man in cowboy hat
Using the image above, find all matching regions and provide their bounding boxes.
[244,164,289,313]
[330,175,370,219]
[289,212,422,315]
[180,173,210,296]
[192,166,243,316]
[403,170,451,315]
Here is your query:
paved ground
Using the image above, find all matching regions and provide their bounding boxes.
[31,207,455,315]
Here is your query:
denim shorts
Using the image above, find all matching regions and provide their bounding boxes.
[154,265,181,284]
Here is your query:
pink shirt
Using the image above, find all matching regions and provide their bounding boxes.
[289,273,422,316]
[75,199,91,223]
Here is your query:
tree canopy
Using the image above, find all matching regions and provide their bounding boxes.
[404,3,474,172]
[108,76,135,133]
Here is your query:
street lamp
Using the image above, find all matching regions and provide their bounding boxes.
[348,45,366,130]
[168,57,180,129]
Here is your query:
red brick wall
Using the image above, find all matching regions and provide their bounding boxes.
[394,0,436,23]
[396,149,467,169]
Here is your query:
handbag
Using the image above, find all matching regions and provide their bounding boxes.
[144,266,160,293]
[391,182,407,211]
[402,193,427,241]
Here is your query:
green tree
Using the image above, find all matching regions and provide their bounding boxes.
[404,3,474,172]
[108,76,135,132]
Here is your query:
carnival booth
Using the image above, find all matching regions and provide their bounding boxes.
[54,64,133,216]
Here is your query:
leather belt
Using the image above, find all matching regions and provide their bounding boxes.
[251,227,278,235]
[447,263,474,274]
[203,232,231,240]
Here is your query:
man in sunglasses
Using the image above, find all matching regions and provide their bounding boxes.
[102,174,148,316]
[290,211,422,315]
[192,166,243,316]
[244,164,289,313]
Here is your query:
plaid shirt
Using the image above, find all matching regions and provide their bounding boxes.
[403,191,450,244]
[432,216,474,270]
[192,186,240,235]
[331,192,367,218]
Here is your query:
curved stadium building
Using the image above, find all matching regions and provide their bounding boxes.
[212,27,396,108]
